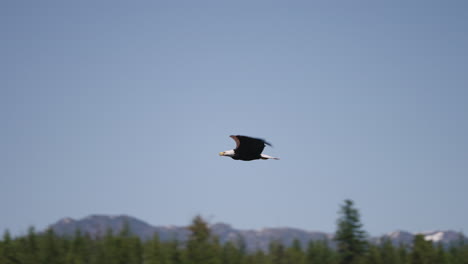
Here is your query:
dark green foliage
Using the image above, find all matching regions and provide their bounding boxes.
[144,233,165,264]
[410,234,435,264]
[435,243,450,264]
[245,250,268,264]
[366,244,383,264]
[269,241,287,264]
[286,239,305,264]
[0,230,20,264]
[335,199,368,264]
[305,240,337,264]
[64,230,90,264]
[166,240,183,264]
[397,244,410,264]
[39,228,63,264]
[222,241,244,264]
[379,238,404,264]
[449,233,468,264]
[184,215,221,264]
[1,212,468,264]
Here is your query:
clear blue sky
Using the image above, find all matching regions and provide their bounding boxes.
[1,1,467,237]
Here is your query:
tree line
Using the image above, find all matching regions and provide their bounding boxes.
[1,200,467,264]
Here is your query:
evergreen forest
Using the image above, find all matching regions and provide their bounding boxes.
[2,200,467,264]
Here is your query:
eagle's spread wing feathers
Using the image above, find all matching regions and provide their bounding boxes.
[229,135,241,149]
[231,135,267,157]
[221,135,278,161]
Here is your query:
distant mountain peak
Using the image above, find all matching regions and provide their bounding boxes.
[59,217,74,223]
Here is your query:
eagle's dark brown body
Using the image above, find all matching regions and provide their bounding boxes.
[219,135,279,161]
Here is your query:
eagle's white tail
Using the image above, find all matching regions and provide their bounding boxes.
[260,154,279,160]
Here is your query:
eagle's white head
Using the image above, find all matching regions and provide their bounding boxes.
[219,149,235,157]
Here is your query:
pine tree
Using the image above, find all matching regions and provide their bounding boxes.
[104,222,143,264]
[97,228,126,264]
[379,238,403,264]
[222,241,244,264]
[185,215,220,264]
[286,239,305,264]
[269,241,286,264]
[460,244,468,264]
[25,227,40,263]
[334,199,368,264]
[245,250,268,264]
[305,240,336,264]
[410,234,435,264]
[39,228,63,264]
[397,244,409,264]
[449,233,468,264]
[65,229,91,264]
[144,233,165,264]
[0,230,20,264]
[165,240,183,264]
[434,243,449,264]
[365,244,383,264]
[6,228,39,264]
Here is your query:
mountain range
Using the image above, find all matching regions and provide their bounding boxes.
[48,214,465,252]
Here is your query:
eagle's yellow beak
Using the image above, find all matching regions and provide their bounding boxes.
[219,152,224,156]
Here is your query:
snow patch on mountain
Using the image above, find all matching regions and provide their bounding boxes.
[424,231,444,242]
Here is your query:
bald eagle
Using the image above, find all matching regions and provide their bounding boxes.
[219,135,279,161]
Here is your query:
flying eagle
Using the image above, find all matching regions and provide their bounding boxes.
[219,135,279,161]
